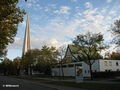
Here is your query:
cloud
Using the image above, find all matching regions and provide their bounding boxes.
[27,0,39,3]
[44,8,50,12]
[83,8,98,21]
[85,2,92,8]
[47,3,56,9]
[23,0,41,10]
[101,8,107,13]
[30,36,71,49]
[71,0,78,2]
[109,10,116,15]
[53,6,71,15]
[8,37,23,49]
[23,7,112,50]
[26,3,32,8]
[106,0,112,3]
[106,16,112,21]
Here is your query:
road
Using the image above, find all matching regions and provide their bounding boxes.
[0,76,55,90]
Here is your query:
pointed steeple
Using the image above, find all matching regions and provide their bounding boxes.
[22,12,31,56]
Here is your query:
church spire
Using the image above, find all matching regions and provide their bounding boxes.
[22,12,31,56]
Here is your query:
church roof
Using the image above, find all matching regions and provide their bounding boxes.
[66,44,102,61]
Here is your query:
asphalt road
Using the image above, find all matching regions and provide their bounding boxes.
[0,76,55,90]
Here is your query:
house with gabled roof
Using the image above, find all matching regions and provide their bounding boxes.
[64,44,80,62]
[52,44,120,77]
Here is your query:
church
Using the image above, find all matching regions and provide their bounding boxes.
[52,44,120,77]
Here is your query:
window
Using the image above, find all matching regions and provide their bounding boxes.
[104,61,107,66]
[85,70,86,73]
[105,70,107,72]
[109,61,112,66]
[62,65,67,68]
[109,69,112,71]
[117,69,119,71]
[116,62,119,66]
[57,66,60,68]
[68,64,74,67]
[75,63,82,66]
[88,70,89,73]
[52,66,55,68]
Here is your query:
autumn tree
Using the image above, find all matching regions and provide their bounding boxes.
[21,49,40,75]
[73,31,109,79]
[48,46,59,71]
[0,0,26,58]
[116,48,120,59]
[37,45,58,75]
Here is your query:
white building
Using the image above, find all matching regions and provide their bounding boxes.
[52,45,120,77]
[52,60,120,77]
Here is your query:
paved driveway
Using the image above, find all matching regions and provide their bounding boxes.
[0,75,54,90]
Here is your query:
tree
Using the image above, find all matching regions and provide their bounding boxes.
[58,45,72,79]
[0,0,26,58]
[37,45,58,75]
[104,51,111,59]
[1,58,14,75]
[111,19,120,47]
[13,57,21,75]
[73,31,109,79]
[116,48,120,59]
[21,49,40,75]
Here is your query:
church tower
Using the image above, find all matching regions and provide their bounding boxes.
[22,13,31,56]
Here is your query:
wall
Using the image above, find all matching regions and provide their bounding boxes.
[52,63,76,76]
[82,60,99,77]
[99,59,120,71]
[52,61,99,77]
[52,60,120,77]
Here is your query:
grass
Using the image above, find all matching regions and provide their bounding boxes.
[12,75,120,90]
[108,79,120,82]
[32,75,75,80]
[46,81,120,90]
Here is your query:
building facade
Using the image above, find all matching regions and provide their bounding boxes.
[52,45,120,77]
[52,60,120,77]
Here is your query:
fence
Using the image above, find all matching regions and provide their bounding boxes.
[92,71,120,78]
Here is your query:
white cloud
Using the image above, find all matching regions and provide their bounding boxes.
[44,8,50,12]
[30,36,71,49]
[71,0,78,2]
[54,6,71,15]
[8,37,23,49]
[83,8,98,21]
[26,3,32,8]
[106,16,112,21]
[27,0,39,3]
[85,2,92,8]
[109,10,116,15]
[24,0,41,10]
[101,8,107,13]
[106,0,112,3]
[48,4,56,9]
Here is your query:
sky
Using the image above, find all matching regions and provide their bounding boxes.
[7,0,120,60]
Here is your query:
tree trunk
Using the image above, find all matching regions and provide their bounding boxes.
[61,62,64,79]
[89,64,93,80]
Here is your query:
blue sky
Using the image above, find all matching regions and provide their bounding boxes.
[7,0,120,60]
